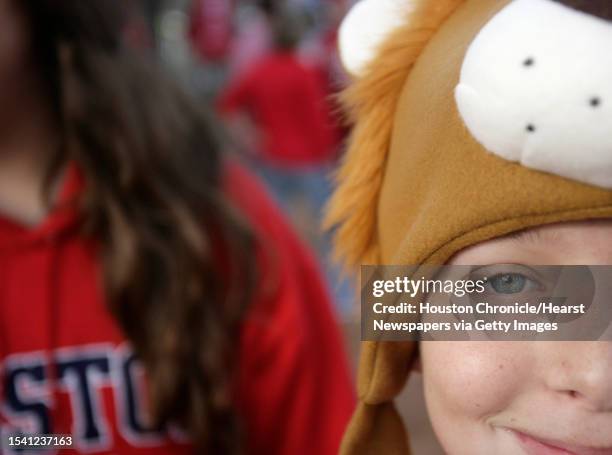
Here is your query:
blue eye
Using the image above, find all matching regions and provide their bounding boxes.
[488,273,529,294]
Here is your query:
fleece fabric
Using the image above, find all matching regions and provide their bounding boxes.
[456,0,612,190]
[332,0,612,453]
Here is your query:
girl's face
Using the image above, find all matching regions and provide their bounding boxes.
[420,220,612,455]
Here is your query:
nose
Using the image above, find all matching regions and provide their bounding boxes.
[544,342,612,413]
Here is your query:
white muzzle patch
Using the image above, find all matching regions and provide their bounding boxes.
[456,0,612,189]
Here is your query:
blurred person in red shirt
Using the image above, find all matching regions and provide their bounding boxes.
[219,11,336,169]
[299,1,351,157]
[218,10,352,314]
[188,0,234,63]
[0,0,354,454]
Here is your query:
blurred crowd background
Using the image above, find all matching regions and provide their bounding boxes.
[122,0,356,317]
[121,4,443,451]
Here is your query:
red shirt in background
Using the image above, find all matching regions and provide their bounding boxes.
[219,52,336,168]
[188,0,235,62]
[0,162,355,454]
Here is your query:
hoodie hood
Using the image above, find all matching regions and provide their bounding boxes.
[0,164,84,251]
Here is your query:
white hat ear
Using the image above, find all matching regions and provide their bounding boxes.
[339,0,414,76]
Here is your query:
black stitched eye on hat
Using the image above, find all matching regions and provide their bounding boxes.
[552,0,612,21]
[590,97,602,108]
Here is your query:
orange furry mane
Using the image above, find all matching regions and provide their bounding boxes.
[325,0,466,268]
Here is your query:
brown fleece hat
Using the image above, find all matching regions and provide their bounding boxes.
[327,0,612,453]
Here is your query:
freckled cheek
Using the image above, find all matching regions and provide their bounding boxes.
[421,342,530,420]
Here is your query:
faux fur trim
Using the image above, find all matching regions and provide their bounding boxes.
[325,0,467,269]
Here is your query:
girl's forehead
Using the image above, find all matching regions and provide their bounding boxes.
[449,219,612,264]
[508,219,612,242]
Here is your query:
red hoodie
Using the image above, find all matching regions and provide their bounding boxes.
[0,163,354,454]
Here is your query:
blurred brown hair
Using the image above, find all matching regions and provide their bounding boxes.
[554,0,612,20]
[20,1,255,453]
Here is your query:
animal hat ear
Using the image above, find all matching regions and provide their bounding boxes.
[339,0,463,76]
[339,0,413,76]
[327,0,465,267]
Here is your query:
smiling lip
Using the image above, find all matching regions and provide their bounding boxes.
[512,430,612,455]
